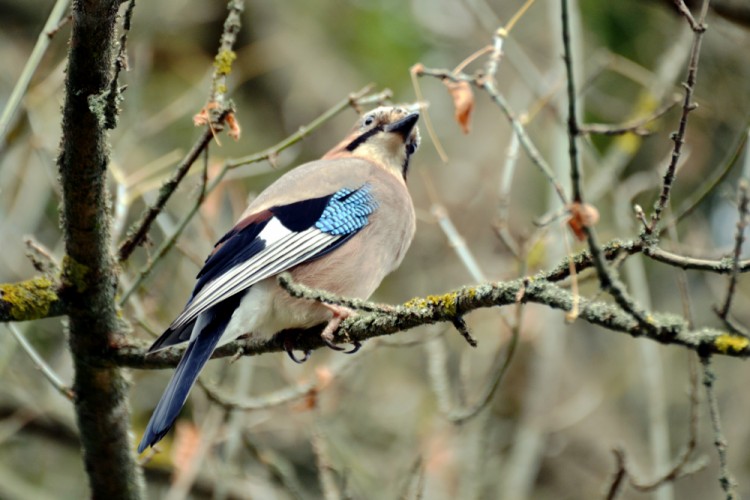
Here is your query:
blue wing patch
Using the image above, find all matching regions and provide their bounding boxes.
[315,185,377,236]
[153,184,378,348]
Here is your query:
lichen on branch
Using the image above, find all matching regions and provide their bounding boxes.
[0,276,65,321]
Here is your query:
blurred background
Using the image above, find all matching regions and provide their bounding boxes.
[1,0,750,498]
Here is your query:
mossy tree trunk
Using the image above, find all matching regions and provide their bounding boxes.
[57,1,145,497]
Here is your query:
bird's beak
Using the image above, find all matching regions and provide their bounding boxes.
[385,113,419,140]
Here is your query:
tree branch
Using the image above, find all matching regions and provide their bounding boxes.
[111,272,750,370]
[57,0,144,496]
[0,276,66,321]
[647,0,710,235]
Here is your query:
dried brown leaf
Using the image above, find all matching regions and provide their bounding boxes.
[445,80,474,134]
[567,202,600,241]
[226,111,241,141]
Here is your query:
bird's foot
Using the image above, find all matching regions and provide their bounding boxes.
[321,304,361,354]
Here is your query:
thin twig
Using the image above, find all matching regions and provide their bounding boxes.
[484,26,505,80]
[561,0,654,330]
[700,355,738,499]
[414,67,568,206]
[630,362,705,491]
[118,1,246,261]
[117,118,226,262]
[494,131,522,257]
[103,0,136,130]
[200,352,359,411]
[409,65,449,163]
[208,0,244,108]
[668,120,750,231]
[452,45,492,75]
[6,323,74,400]
[241,432,306,499]
[647,0,710,235]
[432,204,486,279]
[225,86,382,169]
[502,0,537,35]
[45,13,72,38]
[23,236,59,274]
[605,445,707,498]
[716,180,749,320]
[673,0,704,31]
[604,449,627,500]
[561,0,582,204]
[398,456,425,500]
[448,300,523,423]
[539,237,750,283]
[0,0,71,149]
[118,162,230,305]
[604,356,705,497]
[312,428,341,500]
[451,316,478,347]
[421,170,488,283]
[579,97,679,136]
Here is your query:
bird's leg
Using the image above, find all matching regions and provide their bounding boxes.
[321,304,361,354]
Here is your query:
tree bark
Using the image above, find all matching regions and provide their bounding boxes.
[57,1,144,497]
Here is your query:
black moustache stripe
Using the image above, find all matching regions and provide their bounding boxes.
[345,126,382,152]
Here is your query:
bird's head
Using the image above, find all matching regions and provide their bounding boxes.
[325,106,421,180]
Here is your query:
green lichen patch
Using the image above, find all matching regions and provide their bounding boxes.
[214,49,236,76]
[404,292,461,317]
[0,277,58,320]
[62,255,90,293]
[87,90,110,128]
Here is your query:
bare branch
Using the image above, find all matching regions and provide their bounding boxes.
[0,0,71,149]
[561,0,654,331]
[7,323,74,400]
[112,271,750,371]
[414,67,569,206]
[647,0,711,234]
[579,96,679,136]
[673,0,706,31]
[117,118,226,262]
[716,180,750,320]
[701,355,738,498]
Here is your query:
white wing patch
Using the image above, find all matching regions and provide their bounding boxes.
[170,222,340,330]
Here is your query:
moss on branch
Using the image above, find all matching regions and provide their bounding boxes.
[113,274,749,370]
[0,277,65,321]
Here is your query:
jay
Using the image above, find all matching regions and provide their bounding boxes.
[138,106,420,452]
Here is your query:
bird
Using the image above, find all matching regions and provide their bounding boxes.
[137,105,420,452]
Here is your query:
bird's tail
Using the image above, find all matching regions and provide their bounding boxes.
[137,295,242,453]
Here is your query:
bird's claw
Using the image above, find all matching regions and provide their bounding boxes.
[321,331,361,354]
[285,345,312,364]
[283,333,311,363]
[344,340,361,354]
[322,333,346,351]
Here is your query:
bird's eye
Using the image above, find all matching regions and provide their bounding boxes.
[363,116,374,127]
